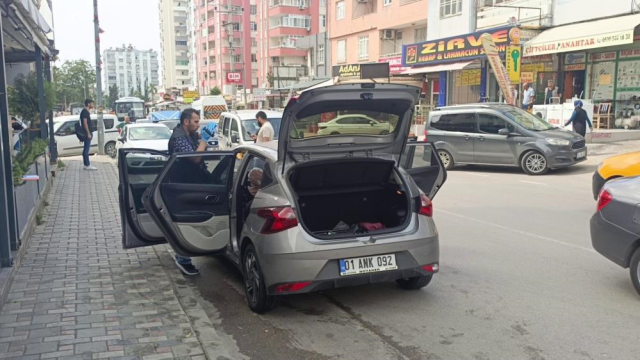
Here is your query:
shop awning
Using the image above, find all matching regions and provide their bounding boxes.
[523,13,640,57]
[401,61,475,75]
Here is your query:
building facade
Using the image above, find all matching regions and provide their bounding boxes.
[103,46,160,97]
[328,0,427,74]
[160,0,194,90]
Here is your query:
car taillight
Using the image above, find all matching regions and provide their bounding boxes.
[418,194,433,217]
[596,189,613,212]
[423,129,428,142]
[118,128,122,134]
[257,207,298,234]
[275,281,312,293]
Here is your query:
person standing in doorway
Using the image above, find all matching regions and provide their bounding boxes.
[167,108,206,276]
[564,100,593,137]
[522,83,535,110]
[251,111,274,143]
[544,80,560,104]
[81,99,97,170]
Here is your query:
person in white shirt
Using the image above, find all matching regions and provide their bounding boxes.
[251,111,274,143]
[522,83,535,110]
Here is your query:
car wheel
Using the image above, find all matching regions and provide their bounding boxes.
[380,130,390,135]
[330,131,340,135]
[630,248,640,296]
[437,150,454,170]
[105,142,117,158]
[396,275,433,290]
[243,244,277,313]
[521,151,549,175]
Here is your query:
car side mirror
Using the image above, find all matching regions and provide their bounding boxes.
[231,134,239,143]
[498,128,510,136]
[370,121,375,126]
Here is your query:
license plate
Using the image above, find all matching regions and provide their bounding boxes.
[577,151,586,159]
[339,254,397,276]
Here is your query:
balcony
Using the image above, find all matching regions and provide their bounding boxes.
[270,0,309,8]
[269,27,309,37]
[269,47,307,57]
[476,0,552,29]
[207,17,216,26]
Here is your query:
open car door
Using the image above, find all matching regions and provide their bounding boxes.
[400,142,447,199]
[142,151,236,257]
[119,149,170,249]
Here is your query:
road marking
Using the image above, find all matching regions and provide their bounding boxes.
[519,180,548,186]
[438,209,596,254]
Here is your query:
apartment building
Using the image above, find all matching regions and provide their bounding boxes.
[160,0,195,90]
[328,0,427,74]
[103,46,160,97]
[256,0,328,89]
[193,0,255,97]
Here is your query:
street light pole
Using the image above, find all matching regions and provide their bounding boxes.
[93,0,105,155]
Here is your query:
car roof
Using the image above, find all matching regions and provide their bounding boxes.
[236,142,278,160]
[126,123,169,129]
[433,103,514,111]
[53,114,117,122]
[221,110,283,120]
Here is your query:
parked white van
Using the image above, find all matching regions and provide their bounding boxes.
[218,110,283,150]
[191,96,228,121]
[52,114,122,157]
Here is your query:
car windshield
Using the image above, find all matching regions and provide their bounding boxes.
[292,111,400,139]
[500,107,554,131]
[128,127,172,141]
[160,120,179,130]
[242,118,282,141]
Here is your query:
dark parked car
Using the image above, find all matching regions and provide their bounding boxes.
[590,176,640,295]
[427,103,587,175]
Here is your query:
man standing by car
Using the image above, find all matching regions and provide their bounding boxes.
[251,111,274,143]
[81,99,97,170]
[167,108,207,276]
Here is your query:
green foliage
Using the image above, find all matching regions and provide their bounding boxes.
[57,159,66,168]
[36,213,44,226]
[53,60,96,106]
[8,72,57,127]
[210,86,222,96]
[105,84,120,109]
[12,139,48,186]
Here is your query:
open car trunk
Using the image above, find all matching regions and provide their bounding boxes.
[288,158,411,239]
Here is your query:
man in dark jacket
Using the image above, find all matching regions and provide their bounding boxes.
[565,100,593,137]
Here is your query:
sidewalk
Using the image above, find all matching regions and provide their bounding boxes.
[0,156,233,360]
[588,138,640,157]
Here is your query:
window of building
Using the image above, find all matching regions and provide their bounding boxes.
[440,0,462,18]
[358,36,368,60]
[251,54,257,62]
[251,5,257,14]
[232,22,240,31]
[234,54,242,63]
[176,60,189,66]
[320,0,326,7]
[251,21,257,31]
[175,40,187,46]
[336,1,345,20]
[251,38,258,47]
[337,39,346,63]
[202,43,207,51]
[317,44,325,64]
[200,14,205,23]
[414,27,427,42]
[320,14,326,28]
[384,0,392,5]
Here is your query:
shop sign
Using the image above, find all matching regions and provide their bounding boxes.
[162,93,172,101]
[253,88,266,102]
[620,49,640,59]
[564,64,586,71]
[378,56,409,74]
[524,54,553,62]
[564,52,586,65]
[455,69,482,86]
[402,26,514,67]
[482,33,515,105]
[332,63,390,79]
[226,72,242,84]
[183,90,199,99]
[524,31,633,56]
[589,51,617,62]
[522,63,547,72]
[521,72,534,84]
[506,45,522,84]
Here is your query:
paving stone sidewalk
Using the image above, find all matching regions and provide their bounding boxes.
[0,157,233,360]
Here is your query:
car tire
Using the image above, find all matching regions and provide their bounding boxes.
[630,248,640,296]
[521,151,549,175]
[105,141,117,158]
[396,275,433,290]
[243,244,277,314]
[437,150,454,170]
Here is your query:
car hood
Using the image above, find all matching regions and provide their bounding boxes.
[126,140,169,151]
[278,83,420,163]
[601,151,640,177]
[540,128,583,141]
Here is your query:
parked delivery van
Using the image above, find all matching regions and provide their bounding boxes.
[192,96,228,121]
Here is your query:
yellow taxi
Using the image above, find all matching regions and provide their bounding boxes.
[593,151,640,199]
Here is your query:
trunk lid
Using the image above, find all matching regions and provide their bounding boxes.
[278,83,421,165]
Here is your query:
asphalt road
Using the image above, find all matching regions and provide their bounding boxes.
[183,151,640,360]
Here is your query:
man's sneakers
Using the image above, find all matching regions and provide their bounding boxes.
[83,165,98,170]
[174,257,200,276]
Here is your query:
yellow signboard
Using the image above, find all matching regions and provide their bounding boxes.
[183,90,199,99]
[506,45,522,84]
[521,72,534,84]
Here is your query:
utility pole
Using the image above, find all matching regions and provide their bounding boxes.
[93,0,105,155]
[218,0,244,109]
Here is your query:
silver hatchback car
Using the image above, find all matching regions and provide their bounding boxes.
[118,83,446,313]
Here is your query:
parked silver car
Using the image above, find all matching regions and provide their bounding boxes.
[118,83,446,313]
[427,104,587,175]
[590,176,640,295]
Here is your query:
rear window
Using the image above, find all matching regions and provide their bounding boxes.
[430,113,476,133]
[292,111,400,139]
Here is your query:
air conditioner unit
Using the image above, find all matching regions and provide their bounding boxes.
[381,29,395,40]
[306,26,311,32]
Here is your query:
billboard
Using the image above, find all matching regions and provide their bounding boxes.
[226,72,242,84]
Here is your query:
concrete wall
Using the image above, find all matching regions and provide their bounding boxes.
[427,0,474,40]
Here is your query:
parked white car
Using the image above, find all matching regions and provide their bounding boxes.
[115,124,172,163]
[218,110,283,150]
[52,114,122,157]
[317,115,392,136]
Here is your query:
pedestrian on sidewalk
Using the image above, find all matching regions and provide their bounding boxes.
[565,100,593,137]
[167,108,207,276]
[81,99,97,170]
[251,111,274,143]
[522,83,535,110]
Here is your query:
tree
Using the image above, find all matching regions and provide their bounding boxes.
[105,84,120,110]
[210,86,222,96]
[8,72,56,129]
[52,60,95,108]
[147,83,157,101]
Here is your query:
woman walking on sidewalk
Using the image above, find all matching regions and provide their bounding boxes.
[565,100,593,137]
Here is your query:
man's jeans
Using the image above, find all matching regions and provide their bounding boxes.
[82,138,92,166]
[175,255,193,265]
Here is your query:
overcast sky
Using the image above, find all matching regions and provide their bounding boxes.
[53,0,161,78]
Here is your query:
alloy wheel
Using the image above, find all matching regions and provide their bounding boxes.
[105,143,117,158]
[526,153,547,174]
[438,151,451,168]
[244,252,260,305]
